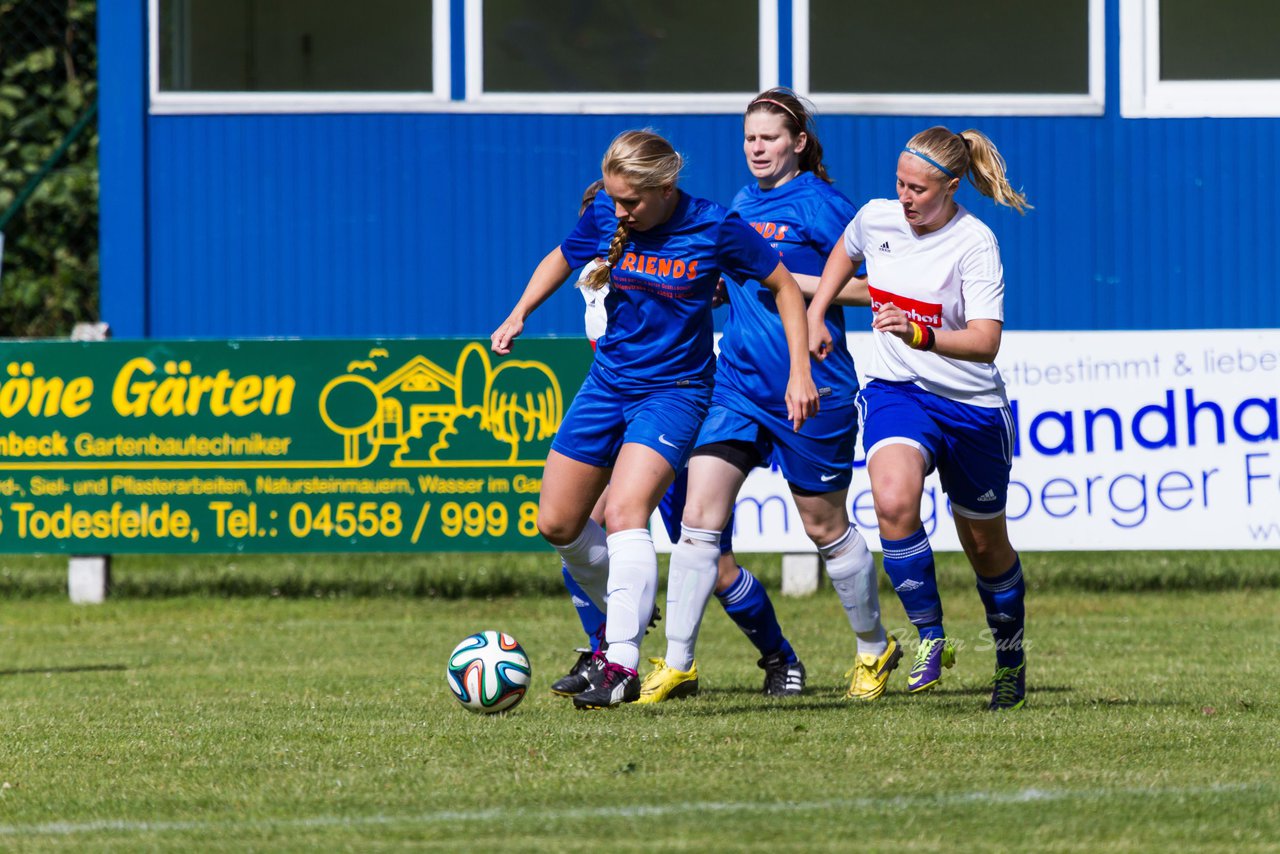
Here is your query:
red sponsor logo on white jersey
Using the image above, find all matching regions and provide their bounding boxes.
[868,286,941,328]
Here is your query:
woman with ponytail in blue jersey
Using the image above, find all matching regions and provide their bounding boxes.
[491,129,818,709]
[641,89,900,705]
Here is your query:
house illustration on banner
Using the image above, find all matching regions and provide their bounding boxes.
[318,342,563,466]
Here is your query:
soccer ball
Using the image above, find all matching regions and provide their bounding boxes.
[446,630,531,714]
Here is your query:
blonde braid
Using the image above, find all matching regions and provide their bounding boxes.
[583,221,629,291]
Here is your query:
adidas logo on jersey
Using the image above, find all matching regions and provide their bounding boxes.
[976,490,998,502]
[878,241,891,253]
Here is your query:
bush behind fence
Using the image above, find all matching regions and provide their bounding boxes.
[0,0,98,338]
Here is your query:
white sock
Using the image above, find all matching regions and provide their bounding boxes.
[603,528,658,671]
[663,525,720,672]
[553,519,610,611]
[821,525,888,656]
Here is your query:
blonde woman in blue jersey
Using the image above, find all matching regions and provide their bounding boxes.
[807,126,1030,710]
[550,175,816,701]
[492,129,818,709]
[640,90,899,705]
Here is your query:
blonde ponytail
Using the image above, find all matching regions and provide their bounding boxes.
[959,129,1031,214]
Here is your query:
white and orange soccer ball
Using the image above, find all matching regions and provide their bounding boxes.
[445,631,531,714]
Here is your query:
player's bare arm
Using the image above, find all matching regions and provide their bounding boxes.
[792,271,869,307]
[871,308,1003,362]
[491,247,573,354]
[759,261,820,430]
[805,243,861,360]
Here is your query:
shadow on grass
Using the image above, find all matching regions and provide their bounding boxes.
[3,550,1278,601]
[633,682,1080,716]
[924,683,1074,697]
[0,663,128,677]
[635,697,854,716]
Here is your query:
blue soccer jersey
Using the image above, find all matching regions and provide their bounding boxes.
[561,190,781,391]
[718,171,860,409]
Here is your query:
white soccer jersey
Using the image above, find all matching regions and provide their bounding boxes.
[844,198,1009,407]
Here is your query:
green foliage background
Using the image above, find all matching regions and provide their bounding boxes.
[0,0,98,337]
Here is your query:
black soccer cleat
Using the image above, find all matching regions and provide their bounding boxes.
[758,651,806,697]
[550,647,599,697]
[572,660,641,710]
[553,604,655,698]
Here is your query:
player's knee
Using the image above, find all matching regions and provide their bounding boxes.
[873,495,919,532]
[678,499,728,532]
[537,510,579,546]
[602,501,648,535]
[801,515,846,547]
[961,533,1015,573]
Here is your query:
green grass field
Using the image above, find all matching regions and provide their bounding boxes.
[1,552,1277,851]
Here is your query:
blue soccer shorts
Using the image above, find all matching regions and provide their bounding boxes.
[857,379,1013,518]
[550,367,712,472]
[693,383,859,495]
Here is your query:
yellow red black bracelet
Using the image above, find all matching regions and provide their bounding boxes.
[908,321,936,351]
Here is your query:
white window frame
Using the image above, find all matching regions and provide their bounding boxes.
[464,0,777,114]
[148,0,451,115]
[145,0,1111,117]
[1121,0,1280,118]
[794,0,1105,116]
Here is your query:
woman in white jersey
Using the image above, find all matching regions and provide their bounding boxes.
[807,126,1031,710]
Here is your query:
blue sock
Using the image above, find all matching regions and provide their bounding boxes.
[562,564,606,651]
[880,528,945,641]
[716,566,796,664]
[975,558,1026,670]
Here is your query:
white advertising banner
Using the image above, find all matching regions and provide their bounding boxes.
[655,330,1280,552]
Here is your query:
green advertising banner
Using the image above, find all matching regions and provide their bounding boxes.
[0,339,590,553]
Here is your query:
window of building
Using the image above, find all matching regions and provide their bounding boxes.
[468,0,773,112]
[151,0,447,114]
[796,0,1103,116]
[148,0,1104,116]
[1122,0,1280,117]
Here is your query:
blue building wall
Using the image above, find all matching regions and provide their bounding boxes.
[99,0,1280,339]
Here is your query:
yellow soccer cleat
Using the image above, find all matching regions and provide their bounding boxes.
[636,657,699,704]
[844,634,903,701]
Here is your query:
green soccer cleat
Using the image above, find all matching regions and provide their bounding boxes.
[988,660,1027,710]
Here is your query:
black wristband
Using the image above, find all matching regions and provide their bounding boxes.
[921,325,936,351]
